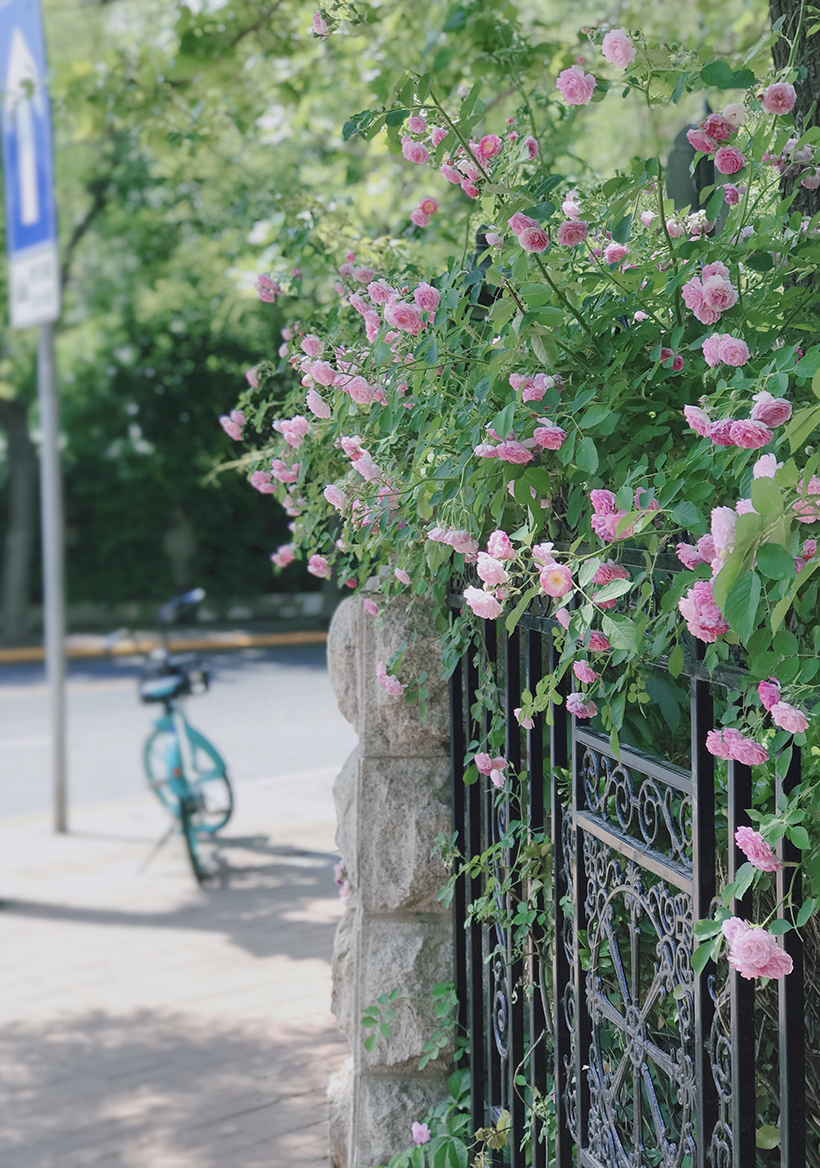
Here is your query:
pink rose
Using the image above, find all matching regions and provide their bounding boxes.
[307,554,331,579]
[718,335,750,366]
[407,115,427,134]
[802,170,820,190]
[601,28,636,69]
[731,736,770,766]
[666,218,684,238]
[440,163,461,184]
[735,826,782,872]
[410,209,430,228]
[364,598,379,617]
[219,415,243,441]
[539,562,574,597]
[702,113,736,141]
[463,586,503,620]
[758,676,781,711]
[270,543,295,568]
[384,301,422,336]
[679,581,729,643]
[723,184,742,205]
[518,226,550,253]
[706,729,734,759]
[676,543,704,570]
[556,220,589,246]
[715,146,746,175]
[301,334,323,357]
[722,918,793,980]
[508,212,537,235]
[496,440,534,464]
[460,179,480,199]
[686,129,718,154]
[420,197,439,216]
[556,64,596,105]
[804,539,817,560]
[697,534,717,561]
[323,484,347,511]
[478,134,503,158]
[376,661,405,697]
[250,470,275,494]
[306,388,331,418]
[353,267,375,284]
[487,530,515,560]
[414,282,441,312]
[702,335,723,368]
[603,241,628,264]
[312,11,329,37]
[753,454,779,479]
[590,489,617,515]
[523,135,539,158]
[588,631,610,652]
[684,404,712,437]
[430,126,448,147]
[771,701,809,733]
[514,707,535,730]
[401,136,429,165]
[311,360,336,386]
[761,82,797,115]
[394,568,411,586]
[573,661,597,684]
[711,506,737,557]
[485,231,504,247]
[533,425,568,449]
[701,275,738,313]
[729,419,772,449]
[751,391,791,427]
[411,1122,431,1147]
[477,552,509,587]
[710,419,737,447]
[567,692,597,719]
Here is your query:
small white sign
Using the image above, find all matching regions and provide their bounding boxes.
[9,238,58,328]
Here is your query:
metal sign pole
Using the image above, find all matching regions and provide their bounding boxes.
[0,0,65,832]
[36,320,66,832]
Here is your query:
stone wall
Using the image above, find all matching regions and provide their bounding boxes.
[326,588,453,1168]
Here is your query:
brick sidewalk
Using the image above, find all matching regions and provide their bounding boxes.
[0,782,347,1167]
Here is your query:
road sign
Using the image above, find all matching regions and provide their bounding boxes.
[0,0,59,329]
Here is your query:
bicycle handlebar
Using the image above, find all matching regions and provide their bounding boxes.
[156,588,206,626]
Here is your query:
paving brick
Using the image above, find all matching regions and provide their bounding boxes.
[0,786,348,1168]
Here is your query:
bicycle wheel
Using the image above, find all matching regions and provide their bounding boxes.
[180,797,209,885]
[184,725,234,832]
[143,726,183,818]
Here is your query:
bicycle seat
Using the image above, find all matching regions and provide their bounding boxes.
[139,673,189,703]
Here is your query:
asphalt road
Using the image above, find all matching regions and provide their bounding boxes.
[0,645,358,822]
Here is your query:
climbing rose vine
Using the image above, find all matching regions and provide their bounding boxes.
[224,19,820,976]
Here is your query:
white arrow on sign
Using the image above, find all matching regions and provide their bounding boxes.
[4,26,45,226]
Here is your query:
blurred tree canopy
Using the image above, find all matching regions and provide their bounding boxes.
[0,0,770,640]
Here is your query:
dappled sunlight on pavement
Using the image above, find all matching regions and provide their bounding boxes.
[0,783,348,1166]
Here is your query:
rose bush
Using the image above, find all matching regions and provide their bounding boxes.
[225,10,820,1006]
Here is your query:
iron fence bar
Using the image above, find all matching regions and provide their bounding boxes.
[466,642,486,1139]
[504,626,526,1167]
[450,657,469,1052]
[549,631,572,1168]
[727,759,756,1168]
[691,666,718,1166]
[571,719,592,1154]
[777,747,806,1168]
[484,617,503,1157]
[525,628,548,1168]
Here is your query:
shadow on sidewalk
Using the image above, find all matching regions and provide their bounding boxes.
[0,834,344,962]
[0,1006,343,1167]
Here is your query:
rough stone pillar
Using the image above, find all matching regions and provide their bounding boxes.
[327,588,453,1168]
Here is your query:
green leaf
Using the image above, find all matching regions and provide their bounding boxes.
[723,570,761,644]
[667,643,684,678]
[788,825,811,850]
[712,549,746,611]
[593,577,633,603]
[796,898,817,927]
[690,941,713,976]
[771,557,820,632]
[602,613,640,652]
[756,1126,781,1150]
[700,60,734,88]
[671,500,700,527]
[756,542,796,580]
[575,436,599,474]
[785,403,820,452]
[794,347,820,379]
[671,71,689,103]
[750,477,783,519]
[768,918,792,935]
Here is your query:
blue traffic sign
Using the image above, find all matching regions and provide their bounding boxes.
[0,0,59,327]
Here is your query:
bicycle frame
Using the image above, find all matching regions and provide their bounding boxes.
[148,700,227,806]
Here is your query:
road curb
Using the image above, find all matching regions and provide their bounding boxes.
[0,629,328,665]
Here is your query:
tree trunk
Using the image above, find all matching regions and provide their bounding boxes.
[0,399,38,645]
[769,0,820,217]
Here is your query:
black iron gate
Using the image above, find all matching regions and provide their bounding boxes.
[449,605,807,1167]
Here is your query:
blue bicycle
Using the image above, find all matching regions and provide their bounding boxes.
[109,588,234,883]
